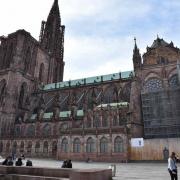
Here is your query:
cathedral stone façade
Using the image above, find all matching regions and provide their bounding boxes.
[0,0,179,162]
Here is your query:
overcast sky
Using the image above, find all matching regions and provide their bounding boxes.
[0,0,180,81]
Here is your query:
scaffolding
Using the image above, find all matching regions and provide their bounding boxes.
[141,87,180,139]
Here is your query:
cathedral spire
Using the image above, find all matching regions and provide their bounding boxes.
[133,37,142,71]
[40,0,65,83]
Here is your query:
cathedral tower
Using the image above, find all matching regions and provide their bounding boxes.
[132,38,142,71]
[40,0,65,83]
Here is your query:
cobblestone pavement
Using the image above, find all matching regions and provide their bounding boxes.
[28,159,179,180]
[1,158,179,180]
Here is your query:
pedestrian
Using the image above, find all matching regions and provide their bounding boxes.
[26,160,32,166]
[67,159,72,168]
[168,152,178,180]
[2,157,8,165]
[15,158,23,166]
[61,160,67,168]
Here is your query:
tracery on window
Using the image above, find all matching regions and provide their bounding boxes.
[43,141,48,153]
[26,125,35,137]
[42,124,51,137]
[61,138,68,153]
[144,78,162,92]
[0,79,7,106]
[35,141,40,153]
[100,137,108,153]
[73,138,81,153]
[169,74,178,88]
[86,137,95,153]
[114,136,124,153]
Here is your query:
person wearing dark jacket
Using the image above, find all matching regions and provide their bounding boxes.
[26,160,32,166]
[15,158,23,166]
[67,159,72,168]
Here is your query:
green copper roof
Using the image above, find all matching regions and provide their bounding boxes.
[30,110,84,120]
[43,71,134,91]
[96,102,129,108]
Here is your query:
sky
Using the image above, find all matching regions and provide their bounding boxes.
[0,0,180,81]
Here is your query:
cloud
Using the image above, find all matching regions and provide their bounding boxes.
[1,0,180,81]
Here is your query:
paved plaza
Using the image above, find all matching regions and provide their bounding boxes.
[20,158,179,180]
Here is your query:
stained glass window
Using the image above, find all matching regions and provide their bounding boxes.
[35,141,40,153]
[73,138,81,153]
[144,78,162,92]
[86,137,95,153]
[42,124,51,137]
[169,74,178,88]
[0,142,3,153]
[100,137,108,153]
[114,136,124,153]
[43,141,48,153]
[61,138,68,153]
[26,125,35,137]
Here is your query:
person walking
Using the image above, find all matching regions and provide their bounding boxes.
[168,152,178,180]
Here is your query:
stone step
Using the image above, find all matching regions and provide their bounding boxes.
[5,174,69,180]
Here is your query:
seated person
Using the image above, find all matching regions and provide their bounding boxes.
[15,158,23,166]
[26,160,32,166]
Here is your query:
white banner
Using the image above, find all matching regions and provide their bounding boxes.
[131,138,144,147]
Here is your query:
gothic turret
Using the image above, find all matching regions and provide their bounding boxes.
[133,38,142,71]
[40,0,65,83]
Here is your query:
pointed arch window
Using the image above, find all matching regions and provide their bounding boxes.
[61,138,68,153]
[144,78,162,92]
[73,138,81,153]
[27,141,32,153]
[26,125,35,137]
[43,141,49,153]
[169,74,178,88]
[100,137,108,153]
[24,48,31,73]
[6,142,10,153]
[114,136,124,153]
[35,141,40,153]
[0,79,7,105]
[0,141,3,153]
[42,124,51,137]
[20,141,24,153]
[5,43,13,68]
[86,137,95,153]
[18,82,28,108]
[39,63,45,82]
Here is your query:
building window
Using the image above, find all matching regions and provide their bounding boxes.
[20,141,24,153]
[52,141,57,155]
[6,142,10,153]
[169,74,178,88]
[35,141,40,153]
[18,82,27,108]
[39,63,45,82]
[0,142,3,153]
[15,126,21,137]
[43,141,48,153]
[102,111,108,127]
[24,48,31,73]
[86,137,95,153]
[144,78,162,92]
[93,113,100,127]
[0,79,7,105]
[27,141,32,153]
[73,138,81,153]
[26,125,35,137]
[61,138,68,153]
[100,137,108,153]
[114,136,124,153]
[42,124,51,137]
